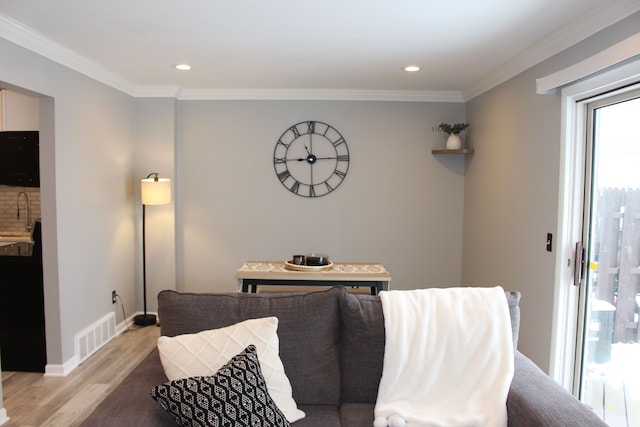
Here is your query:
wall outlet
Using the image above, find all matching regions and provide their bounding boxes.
[112,290,117,304]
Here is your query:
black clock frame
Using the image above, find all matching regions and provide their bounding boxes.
[273,121,349,198]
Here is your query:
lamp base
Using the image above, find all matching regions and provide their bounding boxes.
[133,313,157,327]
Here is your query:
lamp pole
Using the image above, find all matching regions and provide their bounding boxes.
[134,173,171,326]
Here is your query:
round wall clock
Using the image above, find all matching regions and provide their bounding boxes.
[273,121,350,198]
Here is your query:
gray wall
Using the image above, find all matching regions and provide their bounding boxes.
[464,12,640,372]
[175,100,466,293]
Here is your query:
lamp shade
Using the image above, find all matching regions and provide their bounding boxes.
[141,177,171,205]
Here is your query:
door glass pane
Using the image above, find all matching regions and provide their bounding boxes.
[581,94,640,426]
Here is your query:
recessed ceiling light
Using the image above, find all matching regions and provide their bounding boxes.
[404,65,420,72]
[175,64,191,71]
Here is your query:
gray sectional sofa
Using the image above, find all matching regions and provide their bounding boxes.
[81,286,606,426]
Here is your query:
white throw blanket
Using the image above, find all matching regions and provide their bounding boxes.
[374,287,514,427]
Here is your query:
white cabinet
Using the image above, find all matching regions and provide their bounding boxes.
[0,89,39,131]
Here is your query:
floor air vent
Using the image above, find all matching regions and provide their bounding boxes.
[75,312,116,364]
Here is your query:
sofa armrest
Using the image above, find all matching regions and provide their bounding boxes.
[507,351,605,426]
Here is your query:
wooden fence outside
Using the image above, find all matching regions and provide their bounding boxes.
[591,187,640,344]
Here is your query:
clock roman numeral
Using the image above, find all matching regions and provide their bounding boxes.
[334,169,346,179]
[289,125,301,138]
[290,180,300,194]
[274,157,286,164]
[306,121,316,134]
[276,139,290,149]
[332,137,346,148]
[337,154,349,162]
[325,182,334,192]
[277,170,291,182]
[309,185,316,197]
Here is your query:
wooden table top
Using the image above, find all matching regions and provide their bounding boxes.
[235,261,391,282]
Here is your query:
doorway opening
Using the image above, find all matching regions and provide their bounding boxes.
[0,83,61,427]
[0,88,45,373]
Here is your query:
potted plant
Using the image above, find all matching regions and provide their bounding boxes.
[438,122,469,150]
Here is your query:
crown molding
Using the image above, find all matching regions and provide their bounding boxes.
[176,88,464,102]
[0,14,136,96]
[462,0,640,101]
[131,86,181,98]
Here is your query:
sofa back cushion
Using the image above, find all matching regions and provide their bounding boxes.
[338,289,521,404]
[158,286,345,406]
[338,293,386,404]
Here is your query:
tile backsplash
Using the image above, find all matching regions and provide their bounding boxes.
[0,185,41,234]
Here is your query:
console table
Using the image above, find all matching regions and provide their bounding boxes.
[235,261,391,295]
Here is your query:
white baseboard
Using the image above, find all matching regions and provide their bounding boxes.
[43,311,153,377]
[115,312,144,335]
[0,408,9,426]
[44,355,78,377]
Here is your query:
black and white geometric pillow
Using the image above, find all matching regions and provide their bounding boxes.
[150,345,291,427]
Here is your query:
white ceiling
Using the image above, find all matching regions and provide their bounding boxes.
[0,0,639,101]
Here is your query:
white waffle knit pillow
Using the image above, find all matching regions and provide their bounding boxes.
[157,316,305,423]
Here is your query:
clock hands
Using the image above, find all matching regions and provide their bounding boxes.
[307,134,315,185]
[290,156,338,162]
[281,141,343,163]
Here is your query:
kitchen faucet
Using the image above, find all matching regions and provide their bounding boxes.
[16,191,32,232]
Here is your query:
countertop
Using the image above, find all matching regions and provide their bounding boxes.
[0,233,34,256]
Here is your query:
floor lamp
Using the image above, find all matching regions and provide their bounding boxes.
[134,172,171,327]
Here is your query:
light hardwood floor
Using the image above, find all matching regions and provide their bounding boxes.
[2,324,160,427]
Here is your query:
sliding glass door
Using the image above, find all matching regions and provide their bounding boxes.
[578,90,640,426]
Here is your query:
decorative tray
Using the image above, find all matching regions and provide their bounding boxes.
[284,260,334,272]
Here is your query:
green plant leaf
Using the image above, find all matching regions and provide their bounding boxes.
[437,122,469,135]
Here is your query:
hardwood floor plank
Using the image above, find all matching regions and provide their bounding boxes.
[40,384,110,427]
[2,324,160,426]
